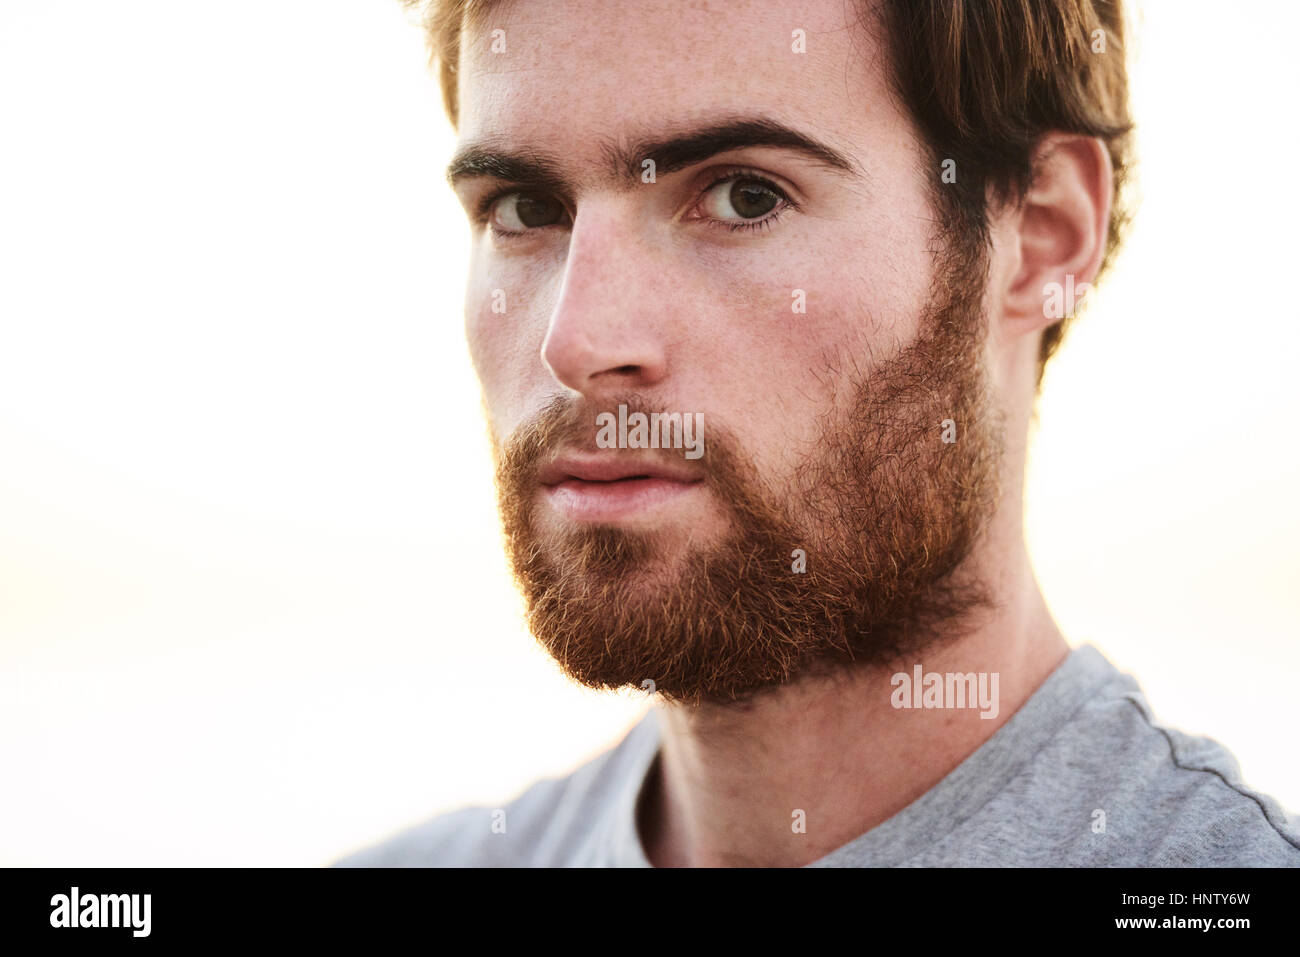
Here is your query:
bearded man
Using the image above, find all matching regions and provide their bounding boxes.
[334,0,1300,867]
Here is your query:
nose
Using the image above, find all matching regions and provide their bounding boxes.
[540,204,669,396]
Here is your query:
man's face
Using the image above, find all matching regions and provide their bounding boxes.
[450,0,1006,704]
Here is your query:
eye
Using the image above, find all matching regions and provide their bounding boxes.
[696,171,795,232]
[488,191,569,234]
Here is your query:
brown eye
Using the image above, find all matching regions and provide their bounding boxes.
[701,175,785,223]
[492,191,567,231]
[728,180,780,218]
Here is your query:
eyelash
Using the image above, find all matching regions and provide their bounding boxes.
[475,167,797,238]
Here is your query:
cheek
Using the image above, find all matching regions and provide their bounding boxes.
[690,206,930,366]
[464,250,559,430]
[683,221,932,482]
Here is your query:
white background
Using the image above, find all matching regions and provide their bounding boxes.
[1,0,1296,865]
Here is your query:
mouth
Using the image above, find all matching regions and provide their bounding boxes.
[538,455,705,522]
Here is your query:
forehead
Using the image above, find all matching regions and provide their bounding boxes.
[455,0,903,161]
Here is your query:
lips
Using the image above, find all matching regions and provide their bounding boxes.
[537,453,705,522]
[538,454,703,487]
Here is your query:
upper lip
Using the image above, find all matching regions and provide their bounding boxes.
[538,453,705,487]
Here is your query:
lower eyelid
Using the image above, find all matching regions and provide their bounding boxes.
[718,209,786,233]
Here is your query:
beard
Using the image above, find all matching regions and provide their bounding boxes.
[491,233,1005,707]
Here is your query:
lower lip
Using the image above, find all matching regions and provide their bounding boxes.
[541,476,703,522]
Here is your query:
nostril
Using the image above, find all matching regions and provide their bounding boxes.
[611,365,639,375]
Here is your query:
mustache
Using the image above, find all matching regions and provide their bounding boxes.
[492,394,784,527]
[496,393,715,481]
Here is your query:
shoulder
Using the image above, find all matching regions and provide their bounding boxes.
[1113,691,1300,866]
[1031,663,1300,866]
[330,710,660,867]
[329,780,567,868]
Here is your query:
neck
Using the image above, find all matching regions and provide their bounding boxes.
[636,512,1068,868]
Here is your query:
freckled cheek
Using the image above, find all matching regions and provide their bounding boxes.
[687,245,857,375]
[657,263,822,474]
[745,233,923,360]
[684,237,920,475]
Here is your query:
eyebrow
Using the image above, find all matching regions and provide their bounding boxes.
[444,116,861,192]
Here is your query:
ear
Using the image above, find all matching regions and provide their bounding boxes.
[995,133,1112,344]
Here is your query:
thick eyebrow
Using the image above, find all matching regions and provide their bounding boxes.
[445,116,861,192]
[445,145,574,194]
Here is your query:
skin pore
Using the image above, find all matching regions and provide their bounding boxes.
[448,0,1111,867]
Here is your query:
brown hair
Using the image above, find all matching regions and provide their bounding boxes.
[401,0,1135,389]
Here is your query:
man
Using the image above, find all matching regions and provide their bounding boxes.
[334,0,1300,866]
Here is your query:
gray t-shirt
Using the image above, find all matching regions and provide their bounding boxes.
[331,643,1300,866]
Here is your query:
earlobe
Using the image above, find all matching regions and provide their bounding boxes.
[1002,135,1113,333]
